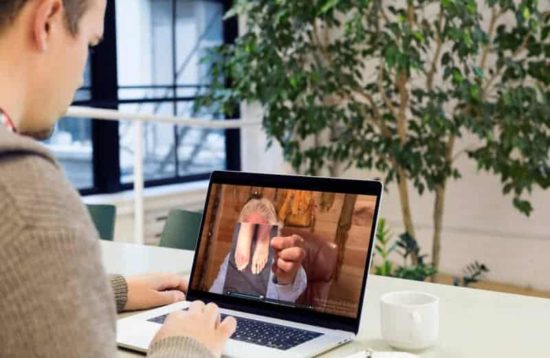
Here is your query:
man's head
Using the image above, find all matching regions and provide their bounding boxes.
[0,0,106,138]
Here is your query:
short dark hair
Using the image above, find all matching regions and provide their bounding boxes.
[0,0,89,35]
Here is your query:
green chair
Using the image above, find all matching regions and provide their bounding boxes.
[87,204,117,241]
[159,209,202,250]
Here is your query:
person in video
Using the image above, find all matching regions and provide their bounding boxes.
[210,198,307,302]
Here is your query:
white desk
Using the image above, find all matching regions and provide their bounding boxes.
[100,241,550,357]
[101,241,194,276]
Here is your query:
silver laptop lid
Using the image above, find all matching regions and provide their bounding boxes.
[187,171,383,334]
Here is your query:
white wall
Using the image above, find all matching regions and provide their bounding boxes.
[240,103,290,174]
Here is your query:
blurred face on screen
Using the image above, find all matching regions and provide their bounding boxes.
[241,212,269,225]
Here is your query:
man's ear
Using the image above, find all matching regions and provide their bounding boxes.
[32,0,64,52]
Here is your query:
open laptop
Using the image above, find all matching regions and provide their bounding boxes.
[117,171,382,357]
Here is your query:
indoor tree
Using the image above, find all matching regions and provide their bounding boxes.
[196,0,550,270]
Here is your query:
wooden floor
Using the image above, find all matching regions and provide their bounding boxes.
[433,273,550,299]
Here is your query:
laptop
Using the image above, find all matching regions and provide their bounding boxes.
[117,171,382,357]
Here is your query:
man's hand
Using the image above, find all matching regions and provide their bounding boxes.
[151,301,237,357]
[271,234,306,285]
[124,273,188,311]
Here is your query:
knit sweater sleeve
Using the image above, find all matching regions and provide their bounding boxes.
[148,336,215,358]
[109,274,128,312]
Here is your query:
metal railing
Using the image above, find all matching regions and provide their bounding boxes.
[65,106,261,244]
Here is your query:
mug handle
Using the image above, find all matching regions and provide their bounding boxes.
[409,311,422,340]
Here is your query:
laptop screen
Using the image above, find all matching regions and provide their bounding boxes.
[188,171,382,331]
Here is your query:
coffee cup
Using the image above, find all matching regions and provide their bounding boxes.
[380,290,439,351]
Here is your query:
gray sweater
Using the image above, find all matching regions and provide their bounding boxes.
[0,127,213,357]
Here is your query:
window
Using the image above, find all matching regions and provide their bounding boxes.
[43,0,239,194]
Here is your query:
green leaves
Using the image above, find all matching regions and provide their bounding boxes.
[468,84,550,216]
[374,220,437,281]
[453,261,490,287]
[384,43,399,69]
[374,218,396,276]
[473,66,484,78]
[319,0,340,15]
[513,198,533,216]
[196,0,549,218]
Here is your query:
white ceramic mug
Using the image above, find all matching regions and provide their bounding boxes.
[380,291,439,351]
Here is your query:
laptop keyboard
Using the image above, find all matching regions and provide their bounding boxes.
[148,310,323,350]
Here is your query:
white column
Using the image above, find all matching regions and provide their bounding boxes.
[133,120,145,244]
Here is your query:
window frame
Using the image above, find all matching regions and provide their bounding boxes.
[76,0,239,196]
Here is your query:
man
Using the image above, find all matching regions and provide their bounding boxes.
[0,0,236,357]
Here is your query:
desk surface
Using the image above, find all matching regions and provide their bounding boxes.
[101,241,195,276]
[100,241,550,358]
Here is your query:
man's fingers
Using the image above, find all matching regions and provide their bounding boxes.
[165,309,187,323]
[177,277,189,293]
[218,316,237,339]
[203,302,220,327]
[189,300,206,313]
[271,235,304,250]
[153,290,185,306]
[156,273,188,293]
[277,247,305,262]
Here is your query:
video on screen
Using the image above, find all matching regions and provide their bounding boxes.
[190,184,377,318]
